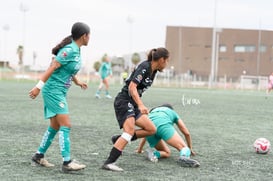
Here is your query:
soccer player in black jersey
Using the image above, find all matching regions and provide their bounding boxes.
[102,48,170,171]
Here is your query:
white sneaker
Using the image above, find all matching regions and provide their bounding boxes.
[62,160,86,172]
[102,162,124,172]
[95,93,101,99]
[31,153,55,168]
[105,94,112,99]
[146,148,158,163]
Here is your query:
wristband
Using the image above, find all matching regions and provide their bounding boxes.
[36,80,45,90]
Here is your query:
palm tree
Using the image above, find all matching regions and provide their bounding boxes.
[17,45,24,65]
[131,52,141,66]
[93,61,101,72]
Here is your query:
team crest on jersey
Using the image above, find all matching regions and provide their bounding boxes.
[136,74,143,82]
[62,51,67,57]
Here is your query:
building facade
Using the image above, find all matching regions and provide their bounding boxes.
[165,26,273,80]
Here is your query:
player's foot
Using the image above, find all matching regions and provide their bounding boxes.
[111,134,121,144]
[146,148,158,163]
[177,156,200,168]
[95,93,101,99]
[102,162,124,172]
[31,153,54,167]
[105,94,112,99]
[62,160,86,173]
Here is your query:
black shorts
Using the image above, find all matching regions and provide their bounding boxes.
[114,93,141,129]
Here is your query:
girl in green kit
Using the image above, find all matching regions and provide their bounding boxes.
[29,22,90,172]
[95,54,113,99]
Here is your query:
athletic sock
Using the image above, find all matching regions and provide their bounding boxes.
[154,150,161,159]
[180,147,191,158]
[105,90,109,95]
[104,147,122,165]
[37,126,58,154]
[131,133,137,141]
[59,126,71,162]
[96,90,101,95]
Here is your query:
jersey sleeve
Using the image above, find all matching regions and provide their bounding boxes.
[55,47,74,65]
[170,109,180,124]
[131,63,148,85]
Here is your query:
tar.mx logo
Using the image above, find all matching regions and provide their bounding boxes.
[181,94,201,107]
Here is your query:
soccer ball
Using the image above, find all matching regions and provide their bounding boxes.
[253,138,270,154]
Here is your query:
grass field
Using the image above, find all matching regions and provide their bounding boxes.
[1,81,273,181]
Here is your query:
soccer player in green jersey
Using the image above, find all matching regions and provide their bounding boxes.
[136,104,200,168]
[95,54,113,99]
[29,22,90,172]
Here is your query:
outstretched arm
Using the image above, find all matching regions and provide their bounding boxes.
[176,119,196,156]
[136,138,146,153]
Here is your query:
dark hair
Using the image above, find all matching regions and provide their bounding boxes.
[52,22,90,55]
[149,103,174,112]
[147,47,169,62]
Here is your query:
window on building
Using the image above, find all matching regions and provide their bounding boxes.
[259,45,267,52]
[219,45,227,52]
[234,45,256,53]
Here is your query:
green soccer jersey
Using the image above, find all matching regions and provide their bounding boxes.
[149,107,180,127]
[99,62,112,79]
[43,40,81,94]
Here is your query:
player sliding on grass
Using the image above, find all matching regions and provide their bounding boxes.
[102,48,170,171]
[29,22,90,173]
[136,104,200,168]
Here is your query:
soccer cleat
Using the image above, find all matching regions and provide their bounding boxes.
[62,160,86,173]
[105,94,112,99]
[102,162,124,172]
[177,156,200,168]
[95,93,101,99]
[146,148,158,163]
[31,153,54,168]
[111,135,121,144]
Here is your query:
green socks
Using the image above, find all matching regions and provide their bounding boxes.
[59,126,71,162]
[38,126,58,154]
[180,147,191,158]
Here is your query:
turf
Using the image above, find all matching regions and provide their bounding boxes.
[1,81,273,181]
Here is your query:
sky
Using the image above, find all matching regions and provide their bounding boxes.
[1,0,273,69]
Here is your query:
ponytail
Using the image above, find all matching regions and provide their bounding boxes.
[147,47,169,62]
[52,35,72,55]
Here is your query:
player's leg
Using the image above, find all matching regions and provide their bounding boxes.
[112,114,157,144]
[134,114,156,138]
[154,140,171,158]
[103,77,112,98]
[95,79,104,98]
[102,117,135,171]
[31,117,59,167]
[56,114,86,172]
[165,131,200,167]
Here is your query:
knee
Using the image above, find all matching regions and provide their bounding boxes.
[149,125,157,135]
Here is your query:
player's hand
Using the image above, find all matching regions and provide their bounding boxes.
[191,150,196,156]
[138,104,149,114]
[135,149,144,154]
[79,82,88,90]
[29,87,40,99]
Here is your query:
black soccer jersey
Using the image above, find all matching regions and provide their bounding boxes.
[121,60,157,97]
